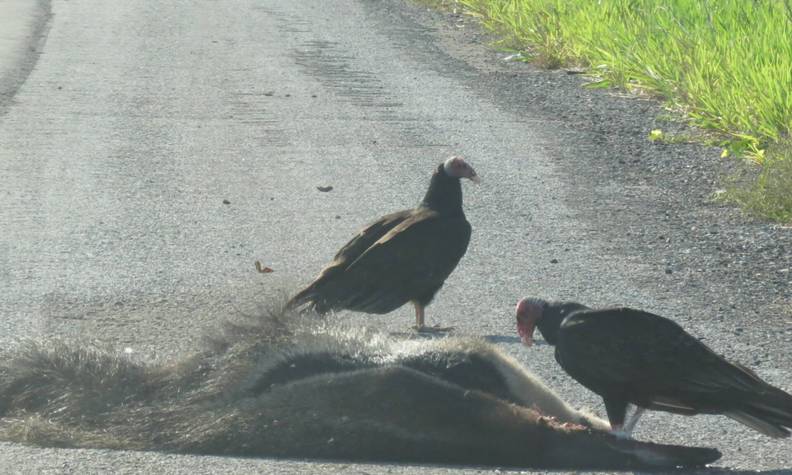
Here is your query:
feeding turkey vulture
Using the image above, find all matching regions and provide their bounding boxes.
[515,298,792,438]
[287,156,478,331]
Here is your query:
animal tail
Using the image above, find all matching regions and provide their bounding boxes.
[726,383,792,438]
[608,437,722,469]
[544,427,721,469]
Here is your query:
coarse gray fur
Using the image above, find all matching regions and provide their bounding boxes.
[0,304,720,469]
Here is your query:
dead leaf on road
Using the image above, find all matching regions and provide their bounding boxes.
[255,261,274,273]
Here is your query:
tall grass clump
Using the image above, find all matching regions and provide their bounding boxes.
[457,0,792,221]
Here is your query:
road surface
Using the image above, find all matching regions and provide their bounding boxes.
[0,0,790,472]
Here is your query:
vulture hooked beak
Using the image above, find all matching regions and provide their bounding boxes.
[443,156,481,184]
[515,298,540,347]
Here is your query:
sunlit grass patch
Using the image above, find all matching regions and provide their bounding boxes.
[454,0,792,221]
[721,140,792,224]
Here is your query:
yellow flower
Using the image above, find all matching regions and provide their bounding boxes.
[649,129,664,142]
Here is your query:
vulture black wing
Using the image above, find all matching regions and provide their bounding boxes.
[557,307,773,414]
[554,308,661,404]
[337,208,471,314]
[329,210,413,265]
[287,210,412,311]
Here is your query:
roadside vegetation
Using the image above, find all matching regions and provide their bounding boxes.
[421,0,792,222]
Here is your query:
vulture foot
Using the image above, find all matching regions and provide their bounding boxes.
[623,406,645,434]
[610,426,633,440]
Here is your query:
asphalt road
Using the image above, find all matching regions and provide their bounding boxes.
[0,0,790,473]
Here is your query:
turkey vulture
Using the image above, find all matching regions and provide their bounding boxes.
[515,298,792,438]
[0,303,722,469]
[287,156,478,331]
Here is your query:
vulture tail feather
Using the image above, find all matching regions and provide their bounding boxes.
[286,285,329,316]
[285,287,313,310]
[725,411,789,438]
[728,385,792,438]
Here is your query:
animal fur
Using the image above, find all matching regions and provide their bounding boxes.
[0,304,720,469]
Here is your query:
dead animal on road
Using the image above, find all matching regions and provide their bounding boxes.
[0,301,720,469]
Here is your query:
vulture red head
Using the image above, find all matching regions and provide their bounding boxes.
[443,156,480,183]
[516,298,579,347]
[515,298,547,347]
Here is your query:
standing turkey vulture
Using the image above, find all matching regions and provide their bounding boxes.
[287,156,478,331]
[515,298,792,438]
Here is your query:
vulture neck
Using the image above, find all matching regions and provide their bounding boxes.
[537,302,590,345]
[420,165,464,216]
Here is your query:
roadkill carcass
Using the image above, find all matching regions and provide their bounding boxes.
[0,304,720,469]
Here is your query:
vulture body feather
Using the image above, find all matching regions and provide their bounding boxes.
[288,156,478,330]
[516,298,792,438]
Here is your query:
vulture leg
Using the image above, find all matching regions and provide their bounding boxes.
[623,406,645,435]
[412,302,454,333]
[413,302,426,329]
[604,397,630,438]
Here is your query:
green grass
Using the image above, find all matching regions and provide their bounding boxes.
[453,0,792,222]
[721,140,792,223]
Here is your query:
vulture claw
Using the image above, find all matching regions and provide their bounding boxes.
[610,429,633,440]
